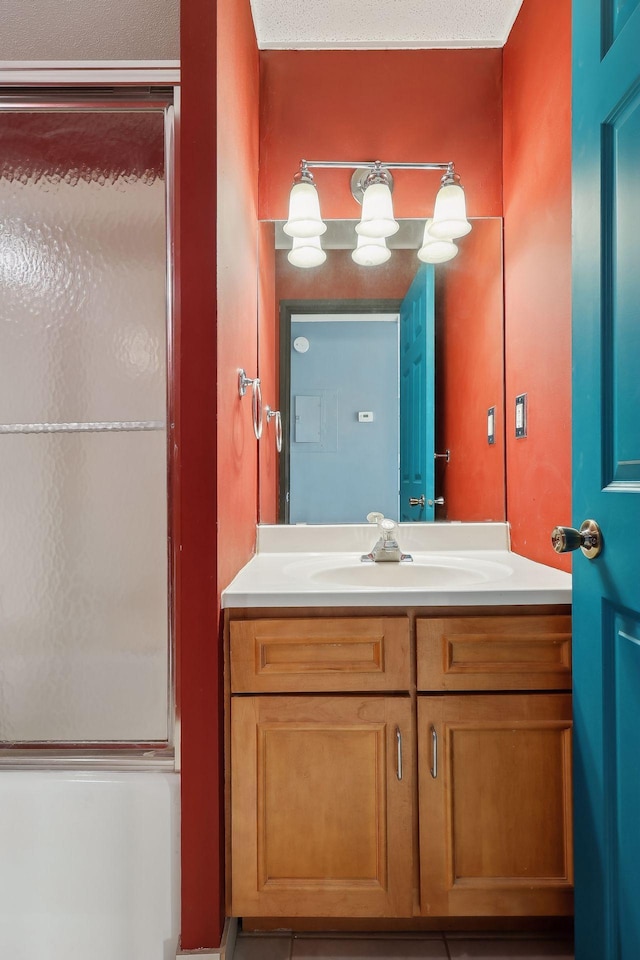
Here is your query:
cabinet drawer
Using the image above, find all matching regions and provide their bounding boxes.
[231,617,411,693]
[417,615,571,691]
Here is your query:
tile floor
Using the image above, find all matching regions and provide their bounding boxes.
[233,933,574,960]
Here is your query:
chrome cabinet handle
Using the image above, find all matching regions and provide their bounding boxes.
[430,724,438,779]
[551,519,602,559]
[427,497,445,507]
[396,726,403,781]
[266,406,282,452]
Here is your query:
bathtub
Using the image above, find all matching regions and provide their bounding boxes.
[0,769,180,960]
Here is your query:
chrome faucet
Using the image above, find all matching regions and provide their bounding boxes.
[361,512,413,563]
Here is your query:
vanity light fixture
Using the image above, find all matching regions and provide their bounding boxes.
[287,235,327,268]
[429,165,472,240]
[351,234,391,267]
[284,159,471,267]
[417,218,459,264]
[283,162,327,239]
[354,162,399,239]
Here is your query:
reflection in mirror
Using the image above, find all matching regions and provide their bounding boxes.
[258,218,505,525]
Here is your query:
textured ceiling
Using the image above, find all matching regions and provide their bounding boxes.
[250,0,525,49]
[0,0,178,61]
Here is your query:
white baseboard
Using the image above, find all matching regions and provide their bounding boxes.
[177,917,239,960]
[177,955,220,959]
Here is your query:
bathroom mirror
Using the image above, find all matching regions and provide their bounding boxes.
[257,217,505,525]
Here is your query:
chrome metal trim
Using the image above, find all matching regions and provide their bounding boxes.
[238,370,263,438]
[0,420,165,434]
[164,95,178,763]
[0,62,180,87]
[0,748,176,771]
[252,378,263,440]
[0,99,175,111]
[303,160,452,171]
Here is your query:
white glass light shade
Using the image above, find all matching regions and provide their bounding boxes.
[283,181,327,238]
[418,219,459,264]
[351,234,391,267]
[429,183,472,240]
[355,182,400,238]
[287,235,327,268]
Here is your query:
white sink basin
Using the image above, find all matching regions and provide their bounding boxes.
[283,553,513,589]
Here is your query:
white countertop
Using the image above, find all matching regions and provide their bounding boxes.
[222,523,572,609]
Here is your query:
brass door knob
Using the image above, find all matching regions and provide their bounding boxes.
[551,519,602,559]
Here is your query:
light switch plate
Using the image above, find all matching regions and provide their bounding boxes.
[487,405,496,444]
[515,393,527,438]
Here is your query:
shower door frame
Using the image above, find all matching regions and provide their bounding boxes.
[0,67,180,767]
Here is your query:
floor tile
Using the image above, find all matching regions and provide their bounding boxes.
[291,937,448,960]
[234,933,293,960]
[446,939,574,960]
[294,933,445,941]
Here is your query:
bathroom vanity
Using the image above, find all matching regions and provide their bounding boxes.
[223,524,573,925]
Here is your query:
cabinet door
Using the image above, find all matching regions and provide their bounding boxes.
[418,694,573,917]
[231,695,414,918]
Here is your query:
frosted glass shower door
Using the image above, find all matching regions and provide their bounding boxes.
[0,104,171,743]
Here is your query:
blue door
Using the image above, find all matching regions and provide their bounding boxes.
[399,264,435,522]
[289,317,400,523]
[572,4,640,958]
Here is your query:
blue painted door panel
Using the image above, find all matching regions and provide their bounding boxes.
[399,264,435,522]
[289,318,399,523]
[572,3,640,958]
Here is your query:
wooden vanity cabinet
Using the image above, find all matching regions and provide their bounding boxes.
[228,609,573,922]
[417,615,573,918]
[229,617,415,918]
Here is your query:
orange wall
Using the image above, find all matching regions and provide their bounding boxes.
[503,0,572,570]
[437,218,506,520]
[259,48,505,522]
[259,49,503,222]
[217,0,260,588]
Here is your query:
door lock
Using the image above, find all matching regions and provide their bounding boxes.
[551,519,602,559]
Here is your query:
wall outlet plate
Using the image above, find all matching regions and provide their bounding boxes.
[515,393,527,438]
